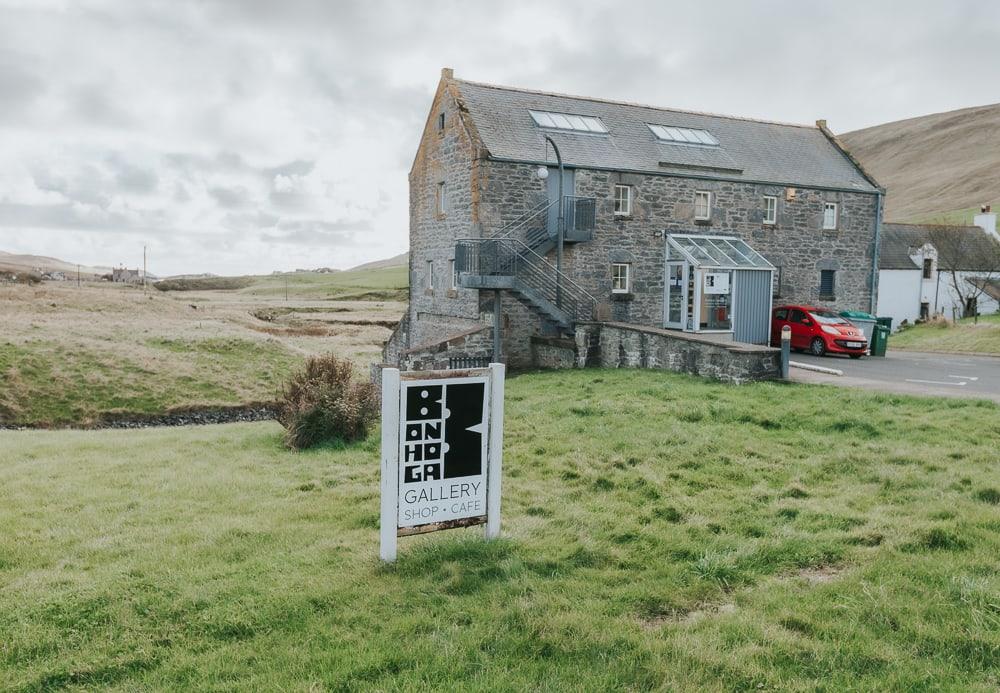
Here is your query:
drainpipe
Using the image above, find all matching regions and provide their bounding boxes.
[544,135,564,309]
[870,191,883,315]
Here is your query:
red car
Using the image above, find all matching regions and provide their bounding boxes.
[771,305,868,358]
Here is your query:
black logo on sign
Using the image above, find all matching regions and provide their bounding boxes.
[403,382,485,484]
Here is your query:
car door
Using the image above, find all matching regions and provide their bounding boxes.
[788,309,812,349]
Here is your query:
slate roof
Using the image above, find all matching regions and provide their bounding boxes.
[454,79,879,193]
[879,223,1000,271]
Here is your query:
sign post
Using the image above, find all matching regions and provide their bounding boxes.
[379,363,505,562]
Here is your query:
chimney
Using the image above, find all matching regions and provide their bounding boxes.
[974,203,998,241]
[441,67,454,80]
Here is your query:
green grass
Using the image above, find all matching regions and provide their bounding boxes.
[154,267,409,301]
[891,313,1000,354]
[2,369,998,689]
[239,266,408,301]
[0,338,299,426]
[907,203,1000,227]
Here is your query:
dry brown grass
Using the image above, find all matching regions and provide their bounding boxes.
[0,280,404,425]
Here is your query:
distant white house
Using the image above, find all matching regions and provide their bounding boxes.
[876,207,1000,329]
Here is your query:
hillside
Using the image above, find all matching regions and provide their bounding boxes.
[840,103,1000,222]
[348,251,408,272]
[0,251,111,278]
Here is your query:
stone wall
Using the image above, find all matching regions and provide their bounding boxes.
[399,325,494,371]
[566,169,879,321]
[407,76,484,347]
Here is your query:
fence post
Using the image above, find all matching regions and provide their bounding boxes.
[781,325,791,380]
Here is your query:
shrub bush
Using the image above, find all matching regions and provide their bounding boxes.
[277,354,379,450]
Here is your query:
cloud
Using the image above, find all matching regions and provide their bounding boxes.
[0,0,999,275]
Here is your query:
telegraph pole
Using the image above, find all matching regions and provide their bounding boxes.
[77,264,81,288]
[143,245,147,291]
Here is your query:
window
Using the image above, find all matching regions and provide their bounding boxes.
[763,196,777,225]
[922,258,933,279]
[647,124,719,146]
[449,258,457,290]
[774,308,788,321]
[819,269,836,299]
[823,202,838,230]
[694,191,711,221]
[920,302,930,320]
[425,260,434,291]
[611,263,630,294]
[437,112,445,132]
[613,184,631,216]
[529,110,608,133]
[790,309,808,324]
[436,182,447,216]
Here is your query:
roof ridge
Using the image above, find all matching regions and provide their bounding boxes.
[453,77,817,130]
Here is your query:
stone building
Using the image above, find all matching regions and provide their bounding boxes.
[383,69,883,378]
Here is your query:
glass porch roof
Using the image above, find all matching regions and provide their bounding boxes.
[666,234,774,270]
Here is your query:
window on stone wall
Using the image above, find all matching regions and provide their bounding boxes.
[611,263,630,294]
[922,258,933,279]
[437,112,445,132]
[436,182,447,216]
[614,184,631,216]
[763,196,777,225]
[449,259,457,290]
[426,260,434,292]
[823,202,838,230]
[819,269,836,300]
[694,191,711,221]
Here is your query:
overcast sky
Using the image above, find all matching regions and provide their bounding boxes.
[1,0,998,276]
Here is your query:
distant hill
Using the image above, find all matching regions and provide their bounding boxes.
[349,251,409,272]
[0,251,112,278]
[840,103,1000,223]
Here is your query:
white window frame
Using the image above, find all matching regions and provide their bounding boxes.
[436,182,447,216]
[823,202,838,230]
[611,262,631,294]
[449,258,457,290]
[613,184,631,216]
[694,191,711,221]
[763,196,777,225]
[426,260,434,291]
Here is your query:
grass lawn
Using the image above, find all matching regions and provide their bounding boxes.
[2,369,999,690]
[0,338,299,427]
[891,313,1000,355]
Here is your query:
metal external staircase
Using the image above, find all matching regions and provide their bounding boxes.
[455,196,598,333]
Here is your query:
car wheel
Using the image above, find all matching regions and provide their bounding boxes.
[810,338,826,356]
[849,353,863,359]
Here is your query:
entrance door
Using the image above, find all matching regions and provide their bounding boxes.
[664,262,687,328]
[545,167,575,238]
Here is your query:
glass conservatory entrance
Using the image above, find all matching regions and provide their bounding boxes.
[663,234,775,344]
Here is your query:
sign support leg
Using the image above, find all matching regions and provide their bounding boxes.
[485,363,505,539]
[379,368,401,562]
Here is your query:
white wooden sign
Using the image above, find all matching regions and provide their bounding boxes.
[379,364,505,562]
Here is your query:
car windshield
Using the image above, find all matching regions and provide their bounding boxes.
[809,310,850,325]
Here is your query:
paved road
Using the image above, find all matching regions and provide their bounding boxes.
[790,350,1000,402]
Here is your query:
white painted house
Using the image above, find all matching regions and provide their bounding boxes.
[876,208,1000,329]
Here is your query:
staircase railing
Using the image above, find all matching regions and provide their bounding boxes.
[455,237,597,323]
[563,196,596,241]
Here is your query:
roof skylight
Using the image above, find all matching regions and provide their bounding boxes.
[529,110,608,134]
[648,124,719,146]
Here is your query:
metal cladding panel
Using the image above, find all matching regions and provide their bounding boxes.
[733,270,772,345]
